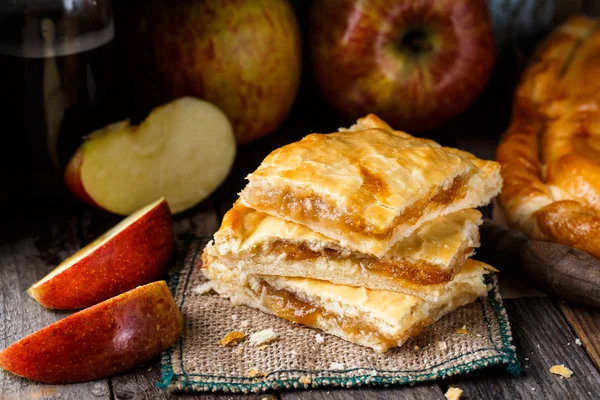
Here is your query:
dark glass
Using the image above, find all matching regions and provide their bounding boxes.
[0,0,115,205]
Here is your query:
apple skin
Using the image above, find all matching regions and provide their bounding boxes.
[63,145,100,209]
[310,0,496,133]
[0,281,182,384]
[28,199,174,309]
[124,0,301,144]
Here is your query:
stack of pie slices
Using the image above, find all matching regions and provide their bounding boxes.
[203,114,503,352]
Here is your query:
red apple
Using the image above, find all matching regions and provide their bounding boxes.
[28,198,173,309]
[64,97,236,215]
[310,0,496,132]
[0,281,183,384]
[123,0,302,144]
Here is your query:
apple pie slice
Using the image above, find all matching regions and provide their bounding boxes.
[205,258,493,352]
[204,202,482,301]
[240,114,501,256]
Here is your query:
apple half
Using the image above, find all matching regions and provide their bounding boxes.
[28,198,174,309]
[65,97,236,215]
[0,281,182,384]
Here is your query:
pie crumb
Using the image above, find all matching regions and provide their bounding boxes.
[247,368,267,378]
[219,331,246,346]
[575,338,582,346]
[241,320,249,328]
[413,345,420,351]
[329,362,345,370]
[315,334,325,344]
[456,325,469,335]
[437,341,448,350]
[191,282,213,295]
[249,329,279,346]
[236,345,244,355]
[299,375,312,385]
[550,364,573,378]
[257,344,268,351]
[445,386,463,400]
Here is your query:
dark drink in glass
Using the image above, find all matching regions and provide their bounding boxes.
[0,0,115,206]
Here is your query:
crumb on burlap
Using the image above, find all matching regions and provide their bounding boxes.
[235,345,244,355]
[191,282,213,295]
[456,325,469,335]
[550,364,573,378]
[241,320,249,328]
[257,344,268,351]
[437,341,448,350]
[315,333,325,344]
[298,375,312,385]
[329,362,345,370]
[247,368,267,378]
[219,331,246,346]
[445,386,463,400]
[413,345,420,351]
[249,329,279,346]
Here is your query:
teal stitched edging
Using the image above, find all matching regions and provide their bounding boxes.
[158,235,211,390]
[159,236,521,393]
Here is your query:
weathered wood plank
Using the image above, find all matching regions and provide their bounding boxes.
[282,384,444,400]
[559,303,600,371]
[0,209,111,400]
[447,298,600,399]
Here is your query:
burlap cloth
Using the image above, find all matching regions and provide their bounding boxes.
[159,235,521,394]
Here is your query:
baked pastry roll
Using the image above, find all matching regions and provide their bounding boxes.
[204,202,482,300]
[240,114,501,256]
[205,259,493,352]
[497,15,600,259]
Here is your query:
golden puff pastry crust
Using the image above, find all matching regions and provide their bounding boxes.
[205,258,492,352]
[497,15,600,259]
[205,201,482,299]
[240,114,501,256]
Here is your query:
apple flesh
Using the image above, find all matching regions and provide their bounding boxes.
[65,97,236,215]
[310,0,496,132]
[28,198,174,309]
[123,0,301,144]
[0,281,183,384]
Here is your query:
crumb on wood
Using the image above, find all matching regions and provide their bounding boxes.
[298,375,312,385]
[249,328,279,346]
[445,386,463,400]
[575,338,582,346]
[550,364,573,378]
[247,368,267,378]
[456,325,469,335]
[219,331,246,346]
[191,282,213,295]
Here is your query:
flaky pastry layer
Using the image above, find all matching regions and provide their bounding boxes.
[205,259,492,352]
[240,114,501,256]
[205,202,482,298]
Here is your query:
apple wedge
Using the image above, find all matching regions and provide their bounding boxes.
[28,198,174,309]
[65,97,236,215]
[0,281,182,384]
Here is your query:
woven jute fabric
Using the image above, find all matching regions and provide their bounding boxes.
[159,235,521,394]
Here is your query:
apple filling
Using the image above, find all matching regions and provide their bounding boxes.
[243,174,470,242]
[257,281,401,349]
[267,242,471,285]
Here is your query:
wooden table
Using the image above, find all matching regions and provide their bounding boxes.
[3,88,600,400]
